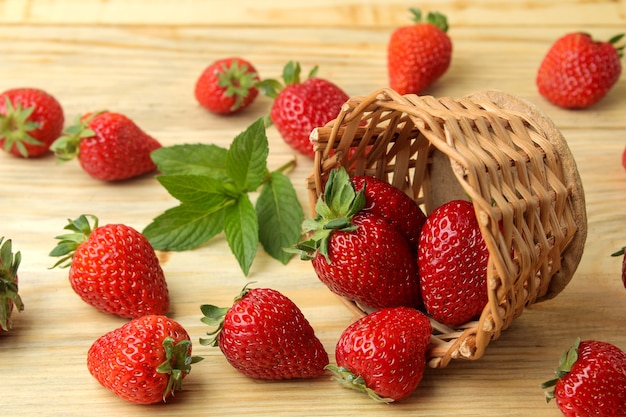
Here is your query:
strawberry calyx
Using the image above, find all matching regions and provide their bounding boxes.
[541,338,581,402]
[217,60,260,112]
[256,61,319,100]
[156,336,204,402]
[199,282,255,346]
[0,237,24,331]
[50,112,100,162]
[409,8,449,33]
[609,33,625,58]
[49,214,99,269]
[291,167,365,262]
[0,97,44,157]
[611,246,626,257]
[326,365,394,403]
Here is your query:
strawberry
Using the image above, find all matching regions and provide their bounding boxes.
[50,111,161,181]
[294,167,422,310]
[611,246,626,288]
[0,87,64,157]
[200,285,328,379]
[542,338,626,416]
[0,237,24,331]
[536,32,624,109]
[88,315,202,404]
[258,61,349,158]
[328,307,432,402]
[351,175,427,251]
[49,214,169,318]
[417,199,489,326]
[194,57,260,115]
[387,8,452,95]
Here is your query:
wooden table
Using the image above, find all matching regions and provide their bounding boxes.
[1,1,625,415]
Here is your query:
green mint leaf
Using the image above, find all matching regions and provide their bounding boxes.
[143,203,227,251]
[223,194,259,276]
[156,175,234,205]
[151,143,228,179]
[256,171,304,264]
[226,118,269,192]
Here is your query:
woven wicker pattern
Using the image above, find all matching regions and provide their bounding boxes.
[306,88,587,368]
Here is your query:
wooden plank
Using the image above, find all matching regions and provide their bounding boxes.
[0,0,625,27]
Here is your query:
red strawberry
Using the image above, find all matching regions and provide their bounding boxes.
[259,61,349,158]
[387,9,452,95]
[418,199,489,326]
[622,146,626,171]
[50,111,161,181]
[351,175,427,251]
[328,307,432,402]
[49,214,169,318]
[200,285,328,380]
[0,87,64,157]
[294,167,422,310]
[0,237,24,331]
[194,57,260,115]
[536,32,624,109]
[611,246,626,288]
[87,315,202,404]
[542,338,626,416]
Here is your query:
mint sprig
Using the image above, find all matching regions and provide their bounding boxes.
[143,118,304,276]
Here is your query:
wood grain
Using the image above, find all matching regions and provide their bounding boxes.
[1,1,625,416]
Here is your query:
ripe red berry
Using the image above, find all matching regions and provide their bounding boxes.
[200,286,328,380]
[50,214,169,318]
[387,9,452,95]
[418,199,489,326]
[51,111,161,181]
[536,32,624,109]
[259,61,348,158]
[88,315,202,404]
[295,168,423,310]
[194,57,260,115]
[0,87,64,157]
[542,338,626,416]
[328,307,432,402]
[351,175,427,251]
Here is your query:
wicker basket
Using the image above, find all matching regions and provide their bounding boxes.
[306,88,587,368]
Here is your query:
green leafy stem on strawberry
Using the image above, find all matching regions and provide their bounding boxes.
[48,213,99,269]
[49,112,101,162]
[255,61,319,127]
[541,337,581,402]
[198,282,256,346]
[326,365,394,403]
[157,336,204,401]
[256,60,319,101]
[0,97,44,156]
[290,167,366,261]
[0,237,24,331]
[142,118,304,276]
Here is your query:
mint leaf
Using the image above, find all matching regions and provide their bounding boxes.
[226,118,268,192]
[144,117,303,276]
[143,203,227,251]
[151,143,228,179]
[223,194,258,276]
[256,171,304,264]
[156,175,234,205]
